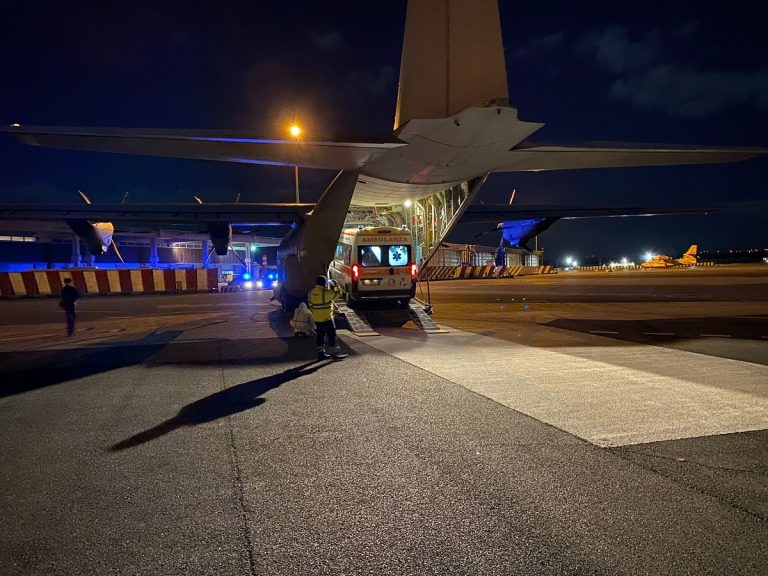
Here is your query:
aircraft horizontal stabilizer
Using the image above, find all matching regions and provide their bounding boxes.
[461,205,710,224]
[0,202,315,225]
[3,125,402,170]
[496,142,766,172]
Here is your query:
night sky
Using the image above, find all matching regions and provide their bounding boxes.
[1,0,766,262]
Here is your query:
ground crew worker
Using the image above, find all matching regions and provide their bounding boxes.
[60,277,80,336]
[308,275,347,360]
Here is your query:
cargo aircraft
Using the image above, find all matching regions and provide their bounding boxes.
[3,0,765,309]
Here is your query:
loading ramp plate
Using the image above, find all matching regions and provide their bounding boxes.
[334,303,379,336]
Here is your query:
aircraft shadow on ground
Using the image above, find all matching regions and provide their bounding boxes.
[0,331,183,399]
[109,359,329,451]
[0,326,355,398]
[547,315,768,343]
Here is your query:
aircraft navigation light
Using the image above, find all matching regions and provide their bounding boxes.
[289,124,301,137]
[404,199,413,208]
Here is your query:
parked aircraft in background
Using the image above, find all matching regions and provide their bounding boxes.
[641,245,698,269]
[3,0,765,308]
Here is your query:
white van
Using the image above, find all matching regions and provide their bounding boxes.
[329,226,417,307]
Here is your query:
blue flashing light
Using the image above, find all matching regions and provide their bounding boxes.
[268,273,274,280]
[242,273,251,280]
[500,218,547,247]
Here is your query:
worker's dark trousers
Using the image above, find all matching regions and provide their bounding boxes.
[315,320,338,352]
[64,308,76,336]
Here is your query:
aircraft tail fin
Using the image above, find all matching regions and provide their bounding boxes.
[684,244,698,256]
[394,0,509,129]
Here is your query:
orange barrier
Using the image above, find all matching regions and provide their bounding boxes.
[419,264,555,281]
[0,268,219,298]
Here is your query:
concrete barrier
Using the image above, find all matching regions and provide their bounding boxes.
[419,264,555,281]
[0,268,219,298]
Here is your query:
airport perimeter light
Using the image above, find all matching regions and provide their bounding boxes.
[289,124,302,203]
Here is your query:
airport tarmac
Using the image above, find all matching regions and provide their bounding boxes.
[1,264,766,575]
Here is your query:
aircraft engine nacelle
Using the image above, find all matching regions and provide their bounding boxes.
[65,219,115,255]
[207,223,232,256]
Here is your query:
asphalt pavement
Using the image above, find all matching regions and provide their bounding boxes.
[1,267,767,575]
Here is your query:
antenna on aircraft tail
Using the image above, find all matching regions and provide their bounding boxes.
[78,190,92,204]
[194,195,204,204]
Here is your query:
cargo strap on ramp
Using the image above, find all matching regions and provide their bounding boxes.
[334,303,379,336]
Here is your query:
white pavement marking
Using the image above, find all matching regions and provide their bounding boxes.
[699,334,732,338]
[589,330,618,334]
[644,332,675,336]
[347,327,768,448]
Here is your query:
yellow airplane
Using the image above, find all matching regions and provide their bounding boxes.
[641,245,698,268]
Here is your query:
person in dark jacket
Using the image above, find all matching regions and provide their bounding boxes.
[60,278,80,336]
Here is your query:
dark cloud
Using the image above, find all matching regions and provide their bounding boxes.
[346,65,396,98]
[610,65,768,117]
[311,31,341,52]
[672,20,700,37]
[512,32,563,61]
[578,27,658,73]
[579,26,768,117]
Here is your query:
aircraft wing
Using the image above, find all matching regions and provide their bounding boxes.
[497,142,766,171]
[461,205,710,224]
[3,126,402,169]
[0,202,315,225]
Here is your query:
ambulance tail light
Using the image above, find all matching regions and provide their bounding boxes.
[410,263,418,279]
[352,264,360,281]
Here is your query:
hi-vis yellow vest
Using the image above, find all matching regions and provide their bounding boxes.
[309,285,339,323]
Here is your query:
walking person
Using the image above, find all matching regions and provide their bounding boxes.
[308,275,347,360]
[60,277,80,336]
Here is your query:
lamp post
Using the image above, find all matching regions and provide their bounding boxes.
[290,124,301,203]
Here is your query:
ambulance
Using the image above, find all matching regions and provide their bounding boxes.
[329,226,417,307]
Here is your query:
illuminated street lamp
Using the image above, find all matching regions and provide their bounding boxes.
[290,124,301,203]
